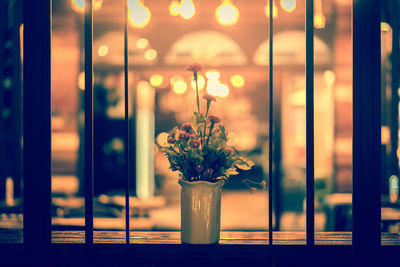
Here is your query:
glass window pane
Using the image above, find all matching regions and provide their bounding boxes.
[51,0,85,243]
[314,0,353,245]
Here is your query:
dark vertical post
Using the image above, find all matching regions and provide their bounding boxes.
[390,0,399,178]
[353,0,381,258]
[84,0,94,245]
[12,0,23,200]
[23,0,51,250]
[305,0,315,246]
[124,0,130,244]
[268,0,274,245]
[0,0,7,201]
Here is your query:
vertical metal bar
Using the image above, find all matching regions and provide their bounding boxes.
[390,0,399,178]
[12,0,23,200]
[22,1,51,263]
[353,0,381,255]
[305,0,314,246]
[84,0,94,245]
[268,0,274,245]
[0,0,6,201]
[124,0,130,244]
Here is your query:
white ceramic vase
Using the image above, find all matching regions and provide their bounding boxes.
[178,179,225,244]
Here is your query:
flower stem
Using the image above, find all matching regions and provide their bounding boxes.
[203,100,211,147]
[194,72,200,113]
[205,101,211,119]
[205,122,215,146]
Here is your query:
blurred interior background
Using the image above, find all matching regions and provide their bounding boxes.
[0,0,399,237]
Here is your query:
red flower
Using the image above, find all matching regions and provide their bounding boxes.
[190,139,200,148]
[180,123,193,133]
[208,115,221,124]
[202,93,217,102]
[186,63,203,73]
[178,131,190,139]
[167,137,175,144]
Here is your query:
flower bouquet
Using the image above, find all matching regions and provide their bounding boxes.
[159,63,254,244]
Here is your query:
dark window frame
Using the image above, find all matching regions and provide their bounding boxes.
[14,0,394,265]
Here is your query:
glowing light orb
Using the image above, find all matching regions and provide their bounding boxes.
[280,0,296,12]
[97,45,109,57]
[144,49,157,61]
[150,74,163,87]
[136,38,149,49]
[128,0,151,28]
[215,0,239,26]
[179,0,195,20]
[230,75,245,87]
[173,80,188,94]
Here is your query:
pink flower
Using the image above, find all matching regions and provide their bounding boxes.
[208,115,221,124]
[180,123,193,132]
[178,131,190,140]
[224,147,235,155]
[202,93,217,102]
[214,126,221,133]
[190,139,200,148]
[186,63,203,73]
[167,137,175,144]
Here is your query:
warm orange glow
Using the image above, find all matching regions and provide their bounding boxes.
[169,0,180,16]
[381,22,391,32]
[226,132,238,146]
[230,75,244,87]
[190,74,205,91]
[71,0,103,13]
[314,14,326,29]
[323,70,335,86]
[136,38,149,49]
[144,49,157,60]
[179,0,196,20]
[265,1,278,18]
[128,0,151,28]
[314,0,325,29]
[78,72,85,90]
[288,90,306,106]
[97,45,109,57]
[150,74,163,87]
[215,0,239,26]
[280,0,296,12]
[137,80,154,108]
[173,80,188,94]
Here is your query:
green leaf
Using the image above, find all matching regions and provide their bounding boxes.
[169,126,179,137]
[218,126,227,141]
[225,167,239,177]
[193,112,206,124]
[233,156,255,170]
